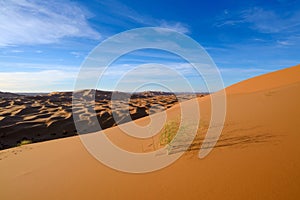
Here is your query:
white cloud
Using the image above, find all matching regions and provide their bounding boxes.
[98,0,190,34]
[0,62,224,92]
[216,7,300,34]
[159,21,190,34]
[10,49,24,53]
[220,67,272,74]
[0,61,78,71]
[70,51,83,58]
[276,40,292,46]
[0,70,78,92]
[241,7,300,33]
[0,0,100,47]
[99,62,213,78]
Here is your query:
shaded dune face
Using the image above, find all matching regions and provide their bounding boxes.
[0,90,202,150]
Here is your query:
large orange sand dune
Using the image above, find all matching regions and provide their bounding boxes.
[0,65,300,199]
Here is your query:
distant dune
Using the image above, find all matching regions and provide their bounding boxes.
[0,90,201,150]
[0,91,22,98]
[0,65,300,200]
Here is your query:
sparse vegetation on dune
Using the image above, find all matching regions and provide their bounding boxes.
[17,139,32,146]
[159,120,179,146]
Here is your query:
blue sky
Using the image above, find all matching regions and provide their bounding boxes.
[0,0,300,92]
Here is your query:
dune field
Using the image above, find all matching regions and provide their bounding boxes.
[0,90,201,150]
[0,65,300,199]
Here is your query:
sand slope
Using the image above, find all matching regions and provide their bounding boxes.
[0,65,300,200]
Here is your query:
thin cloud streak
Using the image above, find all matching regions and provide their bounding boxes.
[0,0,100,47]
[216,7,300,34]
[97,0,190,34]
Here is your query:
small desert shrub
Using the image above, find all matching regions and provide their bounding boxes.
[159,119,198,154]
[159,121,179,146]
[18,139,32,146]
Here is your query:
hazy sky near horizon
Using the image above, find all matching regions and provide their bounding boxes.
[0,0,300,92]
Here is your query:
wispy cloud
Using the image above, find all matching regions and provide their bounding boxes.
[0,0,100,47]
[0,70,78,92]
[241,7,300,33]
[220,67,273,74]
[97,0,190,34]
[0,62,274,93]
[70,51,84,58]
[97,63,211,92]
[212,6,300,68]
[0,62,204,92]
[216,7,300,34]
[102,63,200,77]
[159,21,190,34]
[0,61,78,72]
[276,40,292,46]
[10,49,24,53]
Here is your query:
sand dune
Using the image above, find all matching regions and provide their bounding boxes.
[225,65,300,94]
[0,90,200,150]
[0,65,300,199]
